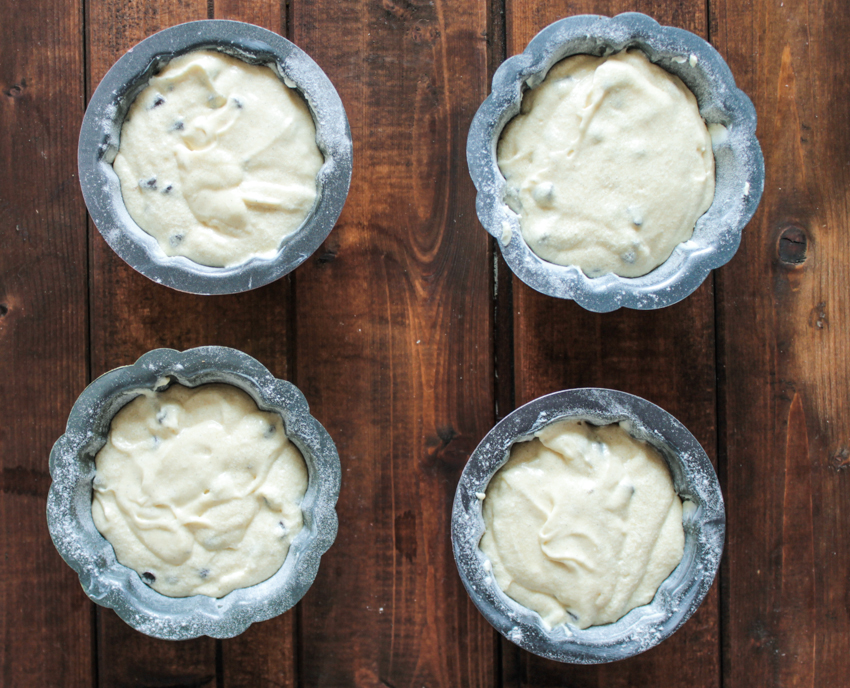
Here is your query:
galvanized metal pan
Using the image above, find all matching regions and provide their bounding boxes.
[47,346,341,640]
[452,388,725,663]
[79,20,352,295]
[467,13,764,311]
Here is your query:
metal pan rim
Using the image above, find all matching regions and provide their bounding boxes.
[466,12,764,311]
[451,387,725,663]
[47,345,342,639]
[78,19,353,295]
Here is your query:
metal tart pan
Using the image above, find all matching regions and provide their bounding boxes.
[451,388,725,663]
[79,20,352,295]
[47,346,341,639]
[467,12,764,311]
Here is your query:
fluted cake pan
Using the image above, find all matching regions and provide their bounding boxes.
[78,20,352,295]
[451,388,725,663]
[467,13,764,311]
[47,346,341,640]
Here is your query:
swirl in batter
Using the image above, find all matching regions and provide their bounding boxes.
[480,419,684,629]
[498,50,714,277]
[114,50,324,268]
[92,383,308,598]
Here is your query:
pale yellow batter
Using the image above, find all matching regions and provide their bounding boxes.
[480,419,684,629]
[92,383,308,598]
[114,50,324,268]
[498,50,715,277]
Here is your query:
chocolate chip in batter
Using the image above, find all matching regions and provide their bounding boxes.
[150,95,165,109]
[140,177,157,191]
[171,120,184,131]
[162,184,173,194]
[264,424,276,438]
[169,234,183,247]
[199,568,210,579]
[142,572,156,584]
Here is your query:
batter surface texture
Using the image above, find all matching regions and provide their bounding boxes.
[480,419,684,629]
[497,50,715,277]
[114,50,324,268]
[92,383,308,598]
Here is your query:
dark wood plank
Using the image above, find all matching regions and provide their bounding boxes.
[222,615,299,688]
[291,0,498,685]
[86,1,295,685]
[711,0,850,685]
[209,6,300,688]
[504,288,720,688]
[501,1,720,686]
[86,4,217,682]
[0,0,94,685]
[490,0,515,427]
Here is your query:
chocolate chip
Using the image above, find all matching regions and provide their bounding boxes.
[169,234,183,247]
[233,97,243,109]
[150,95,165,109]
[142,572,156,584]
[172,120,184,131]
[156,409,167,424]
[162,184,173,194]
[199,568,210,579]
[140,177,157,190]
[264,424,276,438]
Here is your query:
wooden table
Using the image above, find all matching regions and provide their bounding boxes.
[2,0,844,685]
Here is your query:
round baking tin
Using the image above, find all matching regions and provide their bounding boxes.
[467,13,764,311]
[79,20,353,295]
[47,346,341,640]
[451,388,725,663]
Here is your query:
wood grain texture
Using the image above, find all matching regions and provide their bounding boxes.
[208,6,299,687]
[220,611,298,688]
[87,1,296,685]
[6,0,849,685]
[501,1,720,686]
[290,0,498,685]
[0,0,93,685]
[96,612,217,688]
[87,2,218,682]
[711,0,850,684]
[489,0,514,427]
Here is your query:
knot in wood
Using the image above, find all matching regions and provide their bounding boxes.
[777,225,808,265]
[4,78,27,98]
